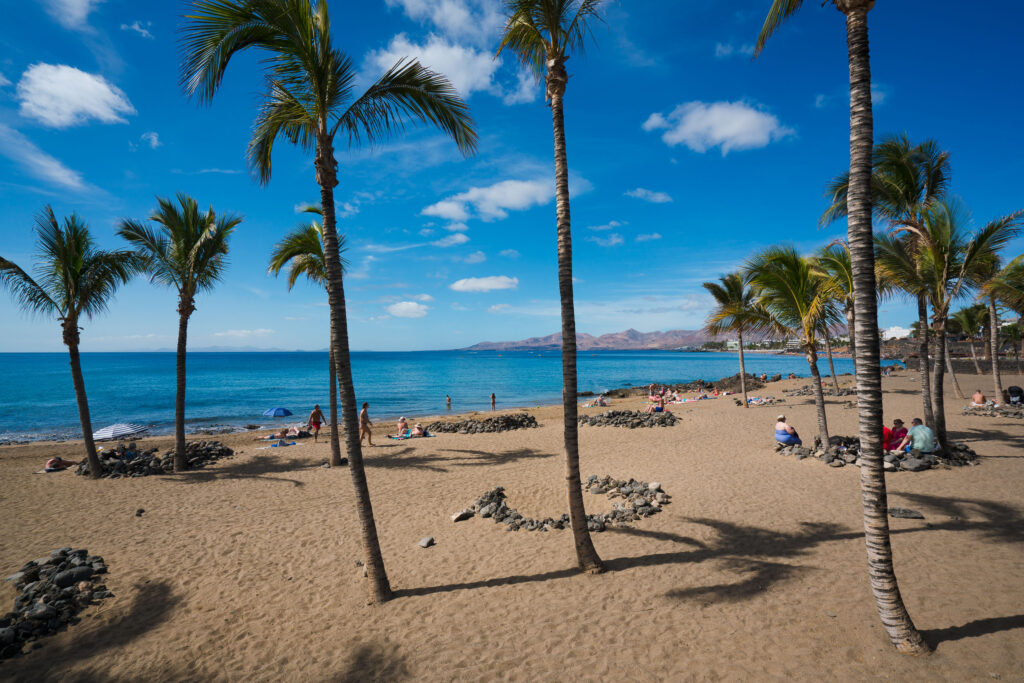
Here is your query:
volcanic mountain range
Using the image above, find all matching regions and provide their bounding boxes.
[463,329,716,351]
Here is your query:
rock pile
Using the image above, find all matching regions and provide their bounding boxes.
[425,413,539,434]
[962,404,1024,419]
[774,435,979,471]
[733,396,784,407]
[783,384,856,397]
[1,548,112,659]
[75,440,234,478]
[577,410,678,428]
[452,476,671,533]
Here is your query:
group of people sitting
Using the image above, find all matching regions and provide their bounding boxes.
[970,386,1024,408]
[392,417,430,439]
[774,415,937,453]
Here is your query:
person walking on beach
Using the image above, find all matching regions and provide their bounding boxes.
[359,402,375,447]
[307,404,325,442]
[490,392,496,411]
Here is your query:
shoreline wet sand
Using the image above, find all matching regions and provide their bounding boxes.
[1,371,1022,680]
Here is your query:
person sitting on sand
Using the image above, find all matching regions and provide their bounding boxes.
[971,389,988,407]
[887,419,907,451]
[44,457,77,472]
[788,373,797,380]
[774,415,802,446]
[395,416,409,437]
[760,373,768,382]
[411,423,427,437]
[359,402,374,446]
[896,418,936,454]
[643,395,667,414]
[593,394,608,407]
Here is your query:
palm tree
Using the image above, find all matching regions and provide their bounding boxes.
[889,199,1022,446]
[119,194,240,472]
[950,305,984,374]
[745,246,838,446]
[1003,322,1024,376]
[757,2,931,652]
[702,273,772,407]
[268,205,348,467]
[822,135,951,429]
[812,242,856,376]
[181,0,477,603]
[0,207,138,478]
[496,0,605,574]
[941,313,967,400]
[984,254,1024,376]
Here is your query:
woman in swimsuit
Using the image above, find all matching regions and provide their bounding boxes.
[774,415,802,445]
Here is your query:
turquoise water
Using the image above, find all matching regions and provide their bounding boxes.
[0,350,877,442]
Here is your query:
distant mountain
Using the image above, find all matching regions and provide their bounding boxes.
[463,328,715,351]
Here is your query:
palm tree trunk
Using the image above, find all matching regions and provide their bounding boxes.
[329,346,342,467]
[738,329,748,408]
[804,343,829,446]
[917,295,935,429]
[968,340,982,375]
[549,70,604,574]
[1015,337,1023,376]
[64,322,102,478]
[930,321,948,449]
[174,299,191,472]
[945,341,965,400]
[317,137,392,603]
[845,306,857,376]
[843,4,929,655]
[824,328,841,393]
[989,297,1003,400]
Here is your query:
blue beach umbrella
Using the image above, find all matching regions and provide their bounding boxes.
[262,407,293,418]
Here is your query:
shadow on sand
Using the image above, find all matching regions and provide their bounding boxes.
[333,641,411,682]
[364,447,555,473]
[167,456,315,487]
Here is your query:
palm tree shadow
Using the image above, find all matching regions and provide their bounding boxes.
[922,614,1024,649]
[947,426,1024,452]
[332,641,411,682]
[363,447,555,472]
[167,456,312,487]
[663,558,810,603]
[6,580,181,682]
[889,490,1024,544]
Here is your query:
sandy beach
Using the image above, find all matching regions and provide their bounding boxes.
[1,371,1022,681]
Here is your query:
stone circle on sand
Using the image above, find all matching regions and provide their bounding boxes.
[962,404,1024,419]
[75,440,234,478]
[578,410,678,428]
[452,475,671,533]
[1,548,112,660]
[425,413,539,434]
[774,435,979,471]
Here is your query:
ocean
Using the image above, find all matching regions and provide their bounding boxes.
[0,350,878,443]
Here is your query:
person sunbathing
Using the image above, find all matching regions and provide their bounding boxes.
[254,428,289,441]
[971,390,988,407]
[774,415,802,446]
[395,417,409,437]
[411,423,428,437]
[45,457,77,472]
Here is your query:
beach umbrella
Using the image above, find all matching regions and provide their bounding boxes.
[262,407,293,417]
[92,423,150,441]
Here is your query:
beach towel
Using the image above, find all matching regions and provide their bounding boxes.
[388,432,435,440]
[270,441,298,447]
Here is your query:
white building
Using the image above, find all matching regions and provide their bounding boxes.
[883,325,912,340]
[726,340,740,350]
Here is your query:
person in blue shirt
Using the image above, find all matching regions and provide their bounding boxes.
[896,418,936,453]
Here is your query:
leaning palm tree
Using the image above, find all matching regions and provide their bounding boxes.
[268,205,348,467]
[812,242,857,375]
[950,305,984,375]
[702,272,771,407]
[496,0,605,574]
[119,194,240,472]
[0,207,138,478]
[745,246,838,446]
[181,0,477,603]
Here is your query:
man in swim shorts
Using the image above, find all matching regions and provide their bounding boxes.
[359,402,375,447]
[307,404,325,442]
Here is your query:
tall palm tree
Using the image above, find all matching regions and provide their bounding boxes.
[822,135,951,429]
[757,2,932,653]
[119,194,240,472]
[268,205,348,467]
[702,272,770,407]
[950,305,984,375]
[886,199,1022,446]
[181,0,477,603]
[496,0,605,574]
[941,314,967,400]
[1003,322,1024,376]
[0,207,138,478]
[812,242,856,375]
[984,254,1024,376]
[745,246,838,446]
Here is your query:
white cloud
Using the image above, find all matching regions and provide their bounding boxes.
[497,69,537,105]
[387,301,429,318]
[384,0,504,47]
[871,84,888,105]
[444,222,469,232]
[642,100,794,155]
[418,228,435,237]
[423,178,552,222]
[0,124,88,191]
[499,249,520,258]
[588,220,623,231]
[214,328,274,338]
[636,233,662,242]
[43,0,103,31]
[488,303,510,313]
[172,168,243,175]
[140,131,160,149]
[464,250,486,264]
[413,294,434,302]
[120,20,153,39]
[814,94,827,109]
[587,233,624,247]
[714,42,753,58]
[365,33,498,100]
[433,233,470,247]
[625,188,673,203]
[450,275,518,292]
[17,64,135,128]
[451,302,470,311]
[0,74,10,87]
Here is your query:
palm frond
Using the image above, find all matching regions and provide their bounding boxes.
[0,256,57,318]
[753,0,805,58]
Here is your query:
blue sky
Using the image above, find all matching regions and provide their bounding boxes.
[1,0,1022,352]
